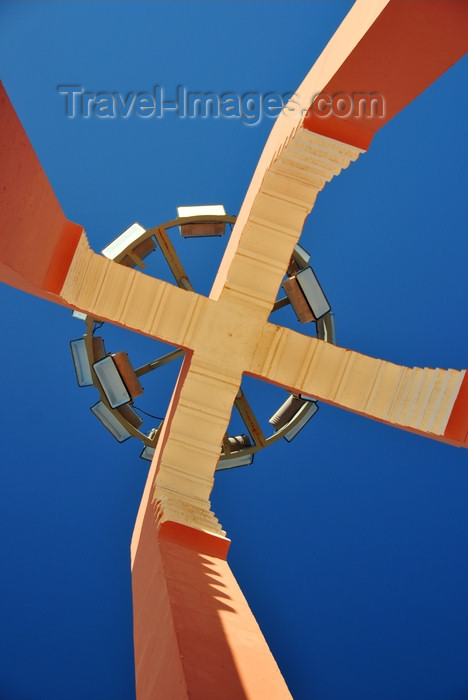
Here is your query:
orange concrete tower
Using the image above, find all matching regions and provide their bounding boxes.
[0,2,467,698]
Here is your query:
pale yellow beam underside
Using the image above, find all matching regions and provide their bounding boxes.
[251,324,465,438]
[61,233,210,349]
[218,129,362,315]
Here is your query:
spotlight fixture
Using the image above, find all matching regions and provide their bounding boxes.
[70,336,106,387]
[90,401,132,442]
[269,394,319,442]
[216,452,254,470]
[102,222,156,268]
[283,266,330,323]
[140,445,156,462]
[283,400,319,442]
[70,338,93,387]
[93,356,131,408]
[177,205,227,238]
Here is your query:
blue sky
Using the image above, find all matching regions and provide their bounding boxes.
[0,2,467,699]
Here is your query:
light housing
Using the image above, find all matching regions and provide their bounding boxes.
[102,223,155,267]
[227,434,251,451]
[90,401,131,442]
[70,338,93,387]
[295,266,330,320]
[177,205,227,238]
[216,452,254,470]
[283,400,319,442]
[112,352,144,399]
[286,243,311,276]
[269,395,305,430]
[140,445,155,461]
[292,243,311,269]
[93,356,131,408]
[72,310,88,321]
[283,266,330,323]
[71,336,107,387]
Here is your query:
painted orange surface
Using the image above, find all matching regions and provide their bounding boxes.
[303,1,468,149]
[131,358,291,698]
[132,514,293,700]
[0,82,83,301]
[445,373,468,447]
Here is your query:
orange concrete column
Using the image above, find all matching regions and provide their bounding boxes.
[131,478,292,700]
[0,83,83,302]
[303,0,468,149]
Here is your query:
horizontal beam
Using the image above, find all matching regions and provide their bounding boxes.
[250,323,467,447]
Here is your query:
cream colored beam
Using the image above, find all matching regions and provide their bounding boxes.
[152,355,243,537]
[218,128,362,315]
[250,324,465,440]
[210,1,388,302]
[150,288,269,535]
[61,232,209,348]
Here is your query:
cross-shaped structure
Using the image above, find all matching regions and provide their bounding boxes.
[1,2,467,698]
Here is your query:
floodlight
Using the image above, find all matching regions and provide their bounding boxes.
[72,310,87,321]
[112,352,144,399]
[283,266,330,323]
[227,434,251,451]
[177,205,226,238]
[283,400,319,442]
[296,267,330,320]
[102,223,155,268]
[216,452,254,470]
[286,243,311,276]
[292,243,311,270]
[282,276,315,323]
[93,356,131,408]
[269,395,305,429]
[90,401,131,442]
[140,445,155,461]
[70,338,93,387]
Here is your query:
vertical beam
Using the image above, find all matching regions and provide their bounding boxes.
[132,474,293,700]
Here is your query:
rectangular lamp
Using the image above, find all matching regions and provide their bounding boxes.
[93,356,131,408]
[269,395,305,429]
[102,222,147,260]
[292,243,311,269]
[111,352,143,399]
[295,266,330,320]
[216,452,254,470]
[70,338,93,387]
[72,310,87,321]
[283,400,319,442]
[140,445,155,461]
[90,401,131,442]
[283,266,330,323]
[177,204,226,238]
